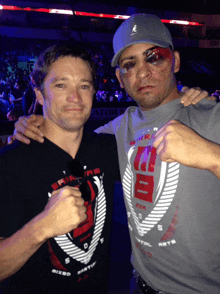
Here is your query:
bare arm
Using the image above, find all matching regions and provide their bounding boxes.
[0,214,48,281]
[10,88,211,144]
[0,186,87,281]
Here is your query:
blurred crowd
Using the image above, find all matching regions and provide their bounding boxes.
[0,36,219,125]
[0,37,136,124]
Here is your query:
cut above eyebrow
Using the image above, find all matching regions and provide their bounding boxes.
[119,46,159,65]
[144,46,159,55]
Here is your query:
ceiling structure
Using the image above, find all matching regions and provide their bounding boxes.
[1,0,220,91]
[15,0,220,15]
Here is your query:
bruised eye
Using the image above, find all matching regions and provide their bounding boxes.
[145,52,164,65]
[120,61,135,74]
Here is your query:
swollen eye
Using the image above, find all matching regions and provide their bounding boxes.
[147,53,158,63]
[146,52,163,64]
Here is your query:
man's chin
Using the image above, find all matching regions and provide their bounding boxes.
[138,99,164,111]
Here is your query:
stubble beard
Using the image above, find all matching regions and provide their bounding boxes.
[133,92,166,111]
[60,112,91,132]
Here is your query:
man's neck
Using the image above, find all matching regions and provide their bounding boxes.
[139,86,180,112]
[40,122,83,159]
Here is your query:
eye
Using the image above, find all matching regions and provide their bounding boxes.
[81,84,91,89]
[55,83,65,88]
[145,52,164,65]
[121,61,135,74]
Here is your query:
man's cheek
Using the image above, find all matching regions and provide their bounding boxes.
[157,68,171,85]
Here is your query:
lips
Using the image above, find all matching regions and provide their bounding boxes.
[63,107,84,112]
[138,85,154,92]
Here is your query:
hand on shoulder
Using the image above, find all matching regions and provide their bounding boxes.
[12,114,45,144]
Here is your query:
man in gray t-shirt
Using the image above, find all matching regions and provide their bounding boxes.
[95,13,220,294]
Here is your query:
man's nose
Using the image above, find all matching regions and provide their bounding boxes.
[67,90,82,103]
[136,62,152,79]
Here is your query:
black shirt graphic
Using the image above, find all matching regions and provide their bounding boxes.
[0,131,120,293]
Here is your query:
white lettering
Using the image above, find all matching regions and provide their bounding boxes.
[65,257,70,264]
[77,261,97,275]
[51,269,71,276]
[135,236,152,247]
[157,225,163,231]
[158,239,176,247]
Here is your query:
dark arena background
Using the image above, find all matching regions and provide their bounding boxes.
[0,0,220,292]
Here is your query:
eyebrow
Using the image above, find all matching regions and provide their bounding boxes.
[119,46,160,65]
[119,56,135,65]
[51,77,69,84]
[51,77,93,85]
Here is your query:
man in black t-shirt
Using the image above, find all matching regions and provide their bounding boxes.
[0,45,120,293]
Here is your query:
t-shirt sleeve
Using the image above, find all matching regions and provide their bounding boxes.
[0,156,26,238]
[95,120,116,135]
[102,134,121,182]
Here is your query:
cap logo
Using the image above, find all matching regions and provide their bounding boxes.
[130,24,137,37]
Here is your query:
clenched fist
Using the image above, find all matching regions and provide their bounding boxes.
[41,186,87,239]
[153,120,219,171]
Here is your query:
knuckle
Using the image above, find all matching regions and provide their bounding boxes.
[15,132,24,141]
[181,86,188,92]
[63,186,72,193]
[28,114,35,120]
[14,132,19,139]
[78,198,84,206]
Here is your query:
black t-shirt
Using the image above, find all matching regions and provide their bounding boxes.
[0,131,120,293]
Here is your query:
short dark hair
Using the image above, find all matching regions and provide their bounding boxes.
[31,44,96,91]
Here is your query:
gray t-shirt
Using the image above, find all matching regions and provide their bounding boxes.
[96,98,220,294]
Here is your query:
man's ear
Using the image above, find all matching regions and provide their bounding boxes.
[115,68,124,89]
[173,51,180,73]
[34,88,44,106]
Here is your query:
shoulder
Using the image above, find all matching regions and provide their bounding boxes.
[176,99,220,121]
[108,106,139,127]
[0,140,26,158]
[114,106,139,121]
[0,141,30,180]
[83,131,117,147]
[82,131,118,158]
[0,139,42,165]
[187,99,219,112]
[177,100,220,141]
[185,100,220,123]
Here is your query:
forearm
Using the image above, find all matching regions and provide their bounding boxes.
[205,141,220,179]
[0,212,48,281]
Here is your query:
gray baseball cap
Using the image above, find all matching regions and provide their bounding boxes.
[111,13,174,67]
